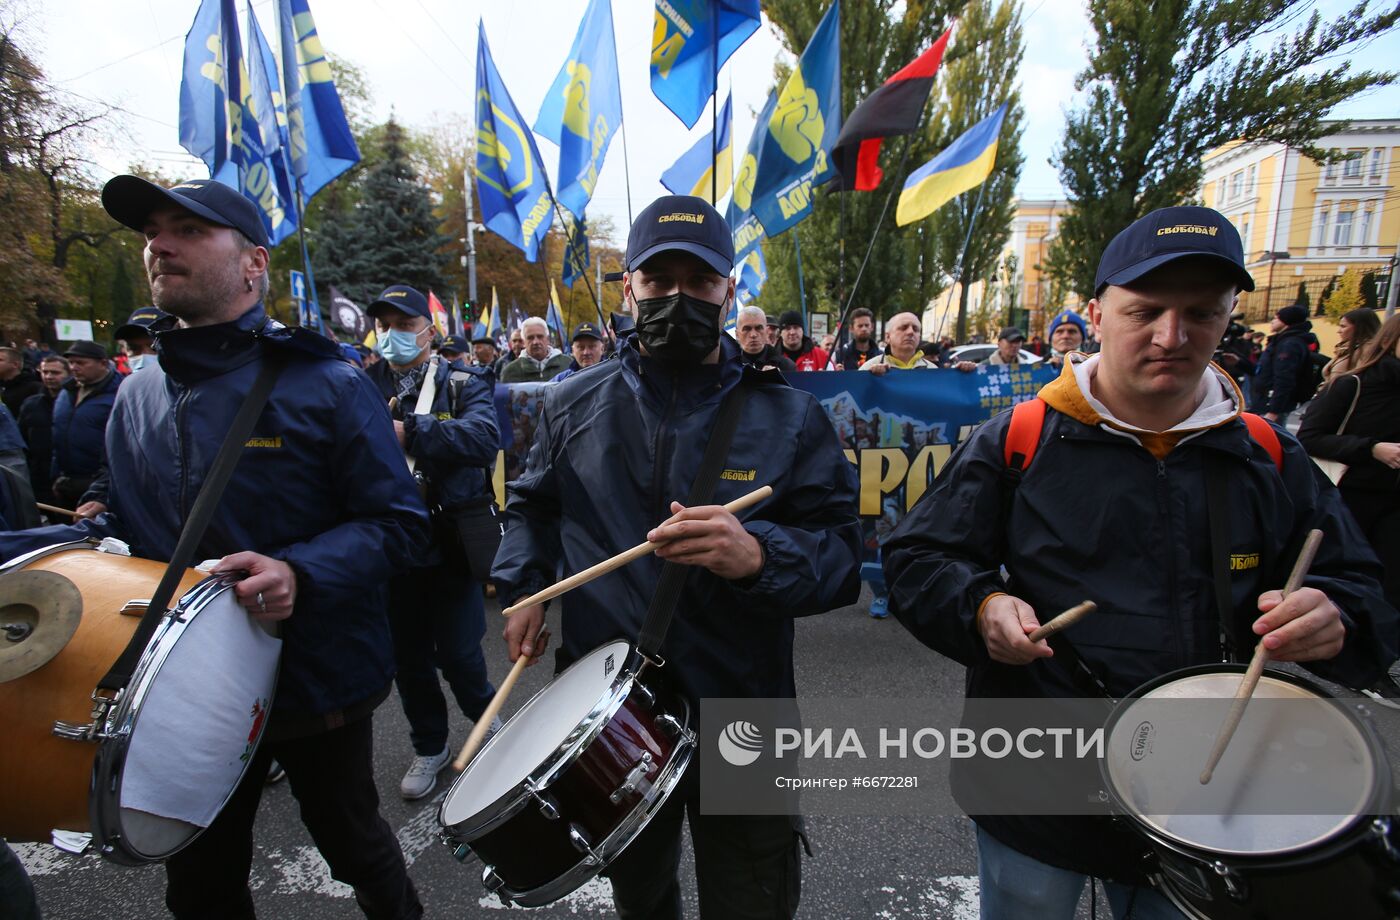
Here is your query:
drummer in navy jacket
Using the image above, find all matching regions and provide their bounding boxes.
[493,195,861,920]
[0,176,430,920]
[884,207,1399,919]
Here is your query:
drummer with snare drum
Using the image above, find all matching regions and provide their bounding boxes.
[883,206,1400,919]
[492,195,862,919]
[0,176,431,919]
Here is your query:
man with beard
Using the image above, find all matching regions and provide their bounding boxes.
[833,307,882,369]
[736,305,796,372]
[493,195,861,920]
[0,176,429,919]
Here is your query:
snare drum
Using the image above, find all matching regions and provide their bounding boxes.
[1102,664,1400,919]
[0,541,281,864]
[438,640,695,907]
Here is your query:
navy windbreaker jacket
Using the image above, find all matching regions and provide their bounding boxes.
[50,370,120,479]
[0,305,431,718]
[492,335,862,703]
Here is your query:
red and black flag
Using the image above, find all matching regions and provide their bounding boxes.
[830,27,952,192]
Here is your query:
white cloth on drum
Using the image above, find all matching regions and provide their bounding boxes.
[121,585,281,827]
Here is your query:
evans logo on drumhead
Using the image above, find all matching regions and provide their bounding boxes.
[603,653,615,678]
[718,721,765,767]
[1130,720,1154,762]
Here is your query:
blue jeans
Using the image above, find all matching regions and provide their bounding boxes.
[387,564,495,756]
[977,825,1185,920]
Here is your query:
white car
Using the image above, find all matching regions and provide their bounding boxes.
[946,344,1044,365]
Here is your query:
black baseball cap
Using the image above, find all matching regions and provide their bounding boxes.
[765,314,779,328]
[114,306,171,341]
[1095,206,1255,297]
[63,340,107,360]
[625,195,734,276]
[439,335,469,355]
[471,329,498,346]
[571,322,603,342]
[102,175,269,248]
[998,327,1024,342]
[367,285,431,320]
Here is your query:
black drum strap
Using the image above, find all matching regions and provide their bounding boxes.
[97,351,286,694]
[1204,453,1239,663]
[636,381,751,662]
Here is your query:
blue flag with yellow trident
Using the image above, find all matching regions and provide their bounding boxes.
[275,0,360,203]
[650,0,760,129]
[747,1,840,241]
[534,0,621,221]
[476,21,554,262]
[561,212,590,289]
[735,246,767,305]
[244,8,300,247]
[661,92,732,204]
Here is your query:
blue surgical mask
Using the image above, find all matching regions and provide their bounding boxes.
[128,354,152,372]
[378,327,426,365]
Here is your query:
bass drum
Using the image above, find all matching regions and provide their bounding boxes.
[439,640,694,907]
[0,540,281,864]
[1102,664,1400,919]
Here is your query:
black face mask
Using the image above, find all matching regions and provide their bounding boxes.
[633,292,724,365]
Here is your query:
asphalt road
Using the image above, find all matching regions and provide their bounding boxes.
[16,586,988,920]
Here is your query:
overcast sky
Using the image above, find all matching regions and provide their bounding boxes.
[26,0,1400,246]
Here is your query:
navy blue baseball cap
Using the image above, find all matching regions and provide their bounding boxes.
[625,195,734,276]
[114,306,172,341]
[571,322,603,342]
[367,285,431,320]
[1095,206,1254,297]
[439,335,469,355]
[102,175,269,248]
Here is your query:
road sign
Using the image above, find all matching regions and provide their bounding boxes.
[289,270,306,302]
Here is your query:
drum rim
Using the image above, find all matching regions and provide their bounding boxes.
[495,711,696,908]
[90,574,279,865]
[1100,663,1391,860]
[439,640,639,838]
[0,538,109,576]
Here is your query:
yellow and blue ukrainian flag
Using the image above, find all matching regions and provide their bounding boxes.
[660,94,733,204]
[896,103,1007,226]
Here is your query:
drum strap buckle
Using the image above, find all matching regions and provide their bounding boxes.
[637,651,665,676]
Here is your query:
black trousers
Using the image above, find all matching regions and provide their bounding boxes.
[604,772,804,920]
[1341,486,1400,615]
[164,715,421,920]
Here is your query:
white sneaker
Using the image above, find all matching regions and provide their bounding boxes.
[400,746,451,800]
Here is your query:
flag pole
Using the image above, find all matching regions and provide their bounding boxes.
[610,16,634,226]
[293,181,322,332]
[710,4,719,204]
[794,228,809,330]
[935,180,989,345]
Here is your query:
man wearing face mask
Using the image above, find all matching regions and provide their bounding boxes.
[115,306,170,373]
[364,284,504,801]
[493,195,862,920]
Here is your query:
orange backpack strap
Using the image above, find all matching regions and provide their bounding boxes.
[1004,398,1047,472]
[1240,412,1284,473]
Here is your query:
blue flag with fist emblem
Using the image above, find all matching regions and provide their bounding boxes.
[650,0,761,129]
[534,0,622,221]
[275,0,361,203]
[475,21,554,262]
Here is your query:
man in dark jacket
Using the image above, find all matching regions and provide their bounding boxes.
[0,346,41,417]
[776,310,829,371]
[551,321,607,381]
[0,176,430,919]
[832,307,882,369]
[736,305,797,372]
[17,354,68,506]
[494,195,861,920]
[499,316,570,381]
[884,206,1398,919]
[49,340,120,509]
[365,283,501,800]
[1253,303,1318,426]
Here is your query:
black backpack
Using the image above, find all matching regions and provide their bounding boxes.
[1293,338,1329,404]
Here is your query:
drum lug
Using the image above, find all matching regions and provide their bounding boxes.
[52,689,119,742]
[568,824,601,866]
[481,865,505,892]
[609,752,654,804]
[1370,817,1399,863]
[533,790,562,821]
[631,680,657,712]
[654,712,685,739]
[1211,859,1248,902]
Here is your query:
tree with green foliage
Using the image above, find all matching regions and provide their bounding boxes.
[1323,266,1367,317]
[315,116,449,308]
[757,0,962,323]
[1045,1,1399,302]
[1295,280,1310,309]
[923,0,1024,342]
[1360,271,1379,311]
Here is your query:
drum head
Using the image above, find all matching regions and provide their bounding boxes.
[110,580,281,859]
[1105,671,1378,857]
[442,640,632,827]
[0,570,82,682]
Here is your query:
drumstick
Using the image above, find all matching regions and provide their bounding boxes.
[452,625,548,772]
[500,484,774,617]
[36,502,81,519]
[1027,601,1096,643]
[1200,528,1324,785]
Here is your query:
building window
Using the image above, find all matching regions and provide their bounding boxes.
[1371,149,1384,179]
[1333,210,1354,247]
[1246,164,1256,196]
[1240,218,1251,253]
[1317,208,1330,247]
[1324,160,1337,185]
[1230,171,1243,200]
[1216,179,1226,205]
[1343,150,1363,179]
[1360,208,1374,246]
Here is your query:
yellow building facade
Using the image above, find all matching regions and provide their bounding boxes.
[1201,118,1399,320]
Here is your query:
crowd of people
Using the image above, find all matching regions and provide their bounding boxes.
[0,178,1397,920]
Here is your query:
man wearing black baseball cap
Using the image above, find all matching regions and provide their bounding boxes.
[494,195,860,919]
[114,306,171,373]
[884,205,1397,917]
[0,175,431,918]
[550,321,607,381]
